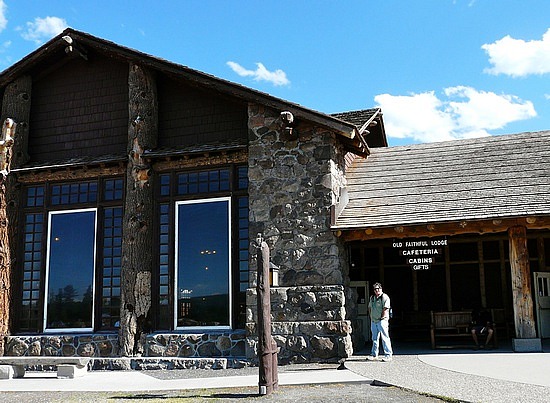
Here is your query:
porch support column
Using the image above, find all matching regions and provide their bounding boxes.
[120,63,158,356]
[0,76,32,355]
[508,225,541,352]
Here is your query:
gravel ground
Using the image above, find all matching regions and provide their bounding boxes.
[0,382,445,403]
[0,364,446,403]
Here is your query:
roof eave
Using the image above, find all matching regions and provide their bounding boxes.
[0,28,366,149]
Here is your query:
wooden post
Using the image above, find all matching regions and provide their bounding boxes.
[445,245,452,311]
[0,118,16,356]
[0,76,31,355]
[120,63,158,356]
[478,240,487,308]
[508,226,537,339]
[256,234,278,395]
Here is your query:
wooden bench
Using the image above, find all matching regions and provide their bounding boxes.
[430,311,497,349]
[0,356,91,379]
[391,311,431,341]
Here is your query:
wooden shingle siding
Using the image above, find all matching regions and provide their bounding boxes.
[335,131,550,229]
[29,56,128,161]
[158,76,247,147]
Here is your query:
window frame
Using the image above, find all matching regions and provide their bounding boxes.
[155,164,248,331]
[43,207,98,333]
[18,176,124,333]
[173,196,233,331]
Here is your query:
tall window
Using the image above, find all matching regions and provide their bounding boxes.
[45,209,97,331]
[157,165,248,330]
[20,177,124,332]
[175,198,231,329]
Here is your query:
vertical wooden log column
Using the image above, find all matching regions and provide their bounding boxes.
[0,76,31,356]
[256,235,278,395]
[0,121,16,356]
[120,63,157,356]
[508,225,541,352]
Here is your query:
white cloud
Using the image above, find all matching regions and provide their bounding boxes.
[482,28,550,77]
[227,61,290,86]
[0,0,7,33]
[374,91,456,142]
[20,16,68,45]
[0,39,10,52]
[375,86,536,143]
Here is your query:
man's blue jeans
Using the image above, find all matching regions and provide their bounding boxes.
[371,319,393,357]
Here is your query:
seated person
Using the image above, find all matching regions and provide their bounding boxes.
[471,309,494,349]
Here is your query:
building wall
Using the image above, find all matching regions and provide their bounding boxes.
[246,104,353,362]
[157,76,248,147]
[2,49,358,363]
[29,56,129,161]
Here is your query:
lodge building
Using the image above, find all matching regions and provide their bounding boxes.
[0,29,548,365]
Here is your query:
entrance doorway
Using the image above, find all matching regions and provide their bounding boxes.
[534,272,550,338]
[350,281,370,341]
[348,234,517,342]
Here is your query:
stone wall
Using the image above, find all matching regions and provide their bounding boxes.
[246,104,354,362]
[4,334,119,357]
[144,332,246,358]
[247,104,348,287]
[246,286,352,364]
[3,331,246,359]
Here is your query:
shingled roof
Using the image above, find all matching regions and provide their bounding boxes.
[332,109,388,148]
[333,130,550,230]
[0,28,370,156]
[332,109,380,131]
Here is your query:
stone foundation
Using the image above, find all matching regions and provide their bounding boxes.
[246,285,353,364]
[512,338,542,352]
[144,332,246,358]
[3,330,248,368]
[4,334,120,357]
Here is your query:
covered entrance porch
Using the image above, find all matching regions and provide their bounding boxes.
[346,230,550,349]
[331,131,550,353]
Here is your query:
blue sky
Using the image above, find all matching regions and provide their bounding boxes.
[0,1,549,146]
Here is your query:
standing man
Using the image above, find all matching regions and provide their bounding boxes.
[367,282,393,361]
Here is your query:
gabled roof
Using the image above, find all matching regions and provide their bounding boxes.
[332,109,388,148]
[0,28,370,156]
[334,131,550,230]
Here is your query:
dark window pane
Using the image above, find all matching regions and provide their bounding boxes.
[237,166,248,190]
[160,174,171,196]
[176,199,230,328]
[100,207,122,329]
[46,210,96,330]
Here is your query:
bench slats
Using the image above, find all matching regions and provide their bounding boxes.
[430,310,498,349]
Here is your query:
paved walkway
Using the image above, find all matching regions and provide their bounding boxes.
[1,342,549,402]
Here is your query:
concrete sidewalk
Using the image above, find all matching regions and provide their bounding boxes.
[345,346,550,403]
[0,365,367,392]
[1,346,549,403]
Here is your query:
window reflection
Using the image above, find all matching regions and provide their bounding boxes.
[175,198,231,329]
[45,209,96,331]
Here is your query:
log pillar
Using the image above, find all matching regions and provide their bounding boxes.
[0,76,32,355]
[120,63,157,356]
[256,234,278,395]
[508,225,541,352]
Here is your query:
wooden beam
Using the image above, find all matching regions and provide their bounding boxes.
[0,75,31,352]
[152,149,247,172]
[15,164,125,183]
[338,216,550,242]
[508,226,537,339]
[478,240,486,308]
[120,63,158,356]
[0,119,16,355]
[1,76,32,167]
[445,245,451,311]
